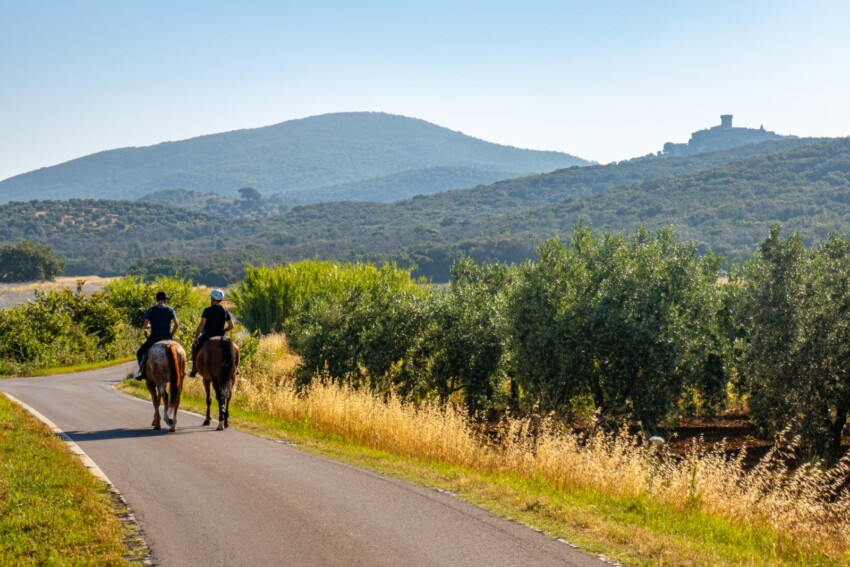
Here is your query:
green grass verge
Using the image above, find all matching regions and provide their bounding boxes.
[120,380,844,566]
[0,394,128,565]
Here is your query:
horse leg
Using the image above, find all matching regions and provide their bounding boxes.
[161,385,173,428]
[216,391,226,431]
[203,379,212,426]
[223,394,231,429]
[169,388,181,433]
[147,380,161,430]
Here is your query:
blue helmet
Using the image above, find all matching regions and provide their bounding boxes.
[210,289,224,301]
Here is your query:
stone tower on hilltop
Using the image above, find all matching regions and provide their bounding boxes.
[662,114,789,157]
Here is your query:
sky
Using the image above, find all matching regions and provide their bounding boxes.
[3,0,850,181]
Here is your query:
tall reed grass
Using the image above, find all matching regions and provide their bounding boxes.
[193,334,850,561]
[230,261,420,334]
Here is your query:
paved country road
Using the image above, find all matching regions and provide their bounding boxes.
[1,365,610,567]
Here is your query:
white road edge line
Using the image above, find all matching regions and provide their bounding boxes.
[2,391,152,564]
[3,392,114,485]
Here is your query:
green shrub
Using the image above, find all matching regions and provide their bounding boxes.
[276,262,429,394]
[231,260,420,334]
[0,283,130,371]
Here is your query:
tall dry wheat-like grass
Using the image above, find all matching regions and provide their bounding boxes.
[213,334,850,558]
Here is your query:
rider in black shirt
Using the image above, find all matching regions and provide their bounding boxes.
[135,291,180,379]
[189,288,234,377]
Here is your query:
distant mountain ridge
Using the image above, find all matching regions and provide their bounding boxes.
[0,136,830,280]
[0,112,589,204]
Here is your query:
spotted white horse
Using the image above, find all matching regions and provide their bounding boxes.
[143,340,187,432]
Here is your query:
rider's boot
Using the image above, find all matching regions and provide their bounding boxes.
[135,355,147,380]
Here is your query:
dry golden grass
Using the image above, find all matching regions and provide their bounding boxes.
[0,276,116,309]
[188,334,850,562]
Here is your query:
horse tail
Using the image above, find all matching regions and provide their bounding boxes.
[219,337,235,398]
[165,342,182,420]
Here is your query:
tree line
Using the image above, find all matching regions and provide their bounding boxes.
[231,224,850,462]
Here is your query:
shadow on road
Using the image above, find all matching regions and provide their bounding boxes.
[66,426,215,441]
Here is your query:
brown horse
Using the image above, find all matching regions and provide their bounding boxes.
[196,336,240,430]
[144,340,187,432]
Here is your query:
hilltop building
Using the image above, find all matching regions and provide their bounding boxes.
[662,115,789,157]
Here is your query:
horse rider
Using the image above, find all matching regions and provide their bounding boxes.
[135,291,180,379]
[189,288,234,377]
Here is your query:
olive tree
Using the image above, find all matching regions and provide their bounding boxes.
[509,224,726,434]
[739,226,850,461]
[427,258,516,416]
[508,235,591,415]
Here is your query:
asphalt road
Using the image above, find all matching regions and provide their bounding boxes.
[1,365,609,567]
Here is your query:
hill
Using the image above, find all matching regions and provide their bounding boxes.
[474,137,850,262]
[0,112,589,204]
[279,166,519,205]
[243,136,845,277]
[0,136,840,282]
[250,137,821,245]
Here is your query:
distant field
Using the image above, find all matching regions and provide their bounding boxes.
[0,276,115,309]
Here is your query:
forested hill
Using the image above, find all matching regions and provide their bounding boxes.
[0,200,223,275]
[279,166,519,205]
[2,136,846,281]
[470,136,850,262]
[252,137,822,241]
[0,112,588,204]
[245,136,850,273]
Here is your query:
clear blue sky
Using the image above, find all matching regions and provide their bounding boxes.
[2,0,850,181]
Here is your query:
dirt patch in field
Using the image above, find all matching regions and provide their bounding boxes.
[662,414,849,469]
[665,414,776,463]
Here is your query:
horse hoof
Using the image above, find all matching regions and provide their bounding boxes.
[224,422,229,429]
[202,419,210,426]
[154,424,161,430]
[169,426,176,432]
[216,423,224,431]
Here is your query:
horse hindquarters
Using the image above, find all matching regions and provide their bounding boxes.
[164,342,185,432]
[220,339,239,429]
[199,337,239,430]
